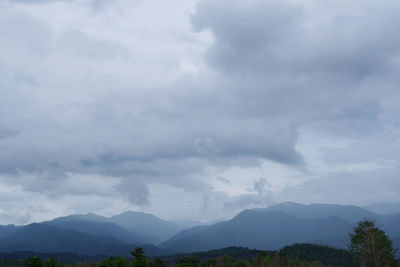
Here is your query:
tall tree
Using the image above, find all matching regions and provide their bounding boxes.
[350,220,396,267]
[25,256,44,267]
[131,247,147,267]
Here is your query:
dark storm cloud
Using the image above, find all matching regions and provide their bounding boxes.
[192,0,400,78]
[190,0,400,138]
[192,0,303,73]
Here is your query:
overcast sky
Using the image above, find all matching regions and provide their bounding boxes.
[0,0,399,225]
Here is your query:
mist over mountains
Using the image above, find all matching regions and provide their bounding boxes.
[364,203,400,215]
[0,202,399,258]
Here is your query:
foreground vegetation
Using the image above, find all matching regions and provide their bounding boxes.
[1,220,398,267]
[7,246,353,267]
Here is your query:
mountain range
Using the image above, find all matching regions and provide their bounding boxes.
[0,202,399,257]
[43,211,186,244]
[364,202,400,215]
[0,211,184,257]
[160,202,400,254]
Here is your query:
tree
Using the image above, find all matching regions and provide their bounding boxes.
[114,256,130,267]
[175,256,200,267]
[350,220,396,267]
[25,256,44,267]
[45,258,60,267]
[149,257,167,267]
[131,247,147,267]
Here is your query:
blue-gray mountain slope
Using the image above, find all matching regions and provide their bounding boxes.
[45,211,186,244]
[161,210,352,253]
[110,211,185,243]
[44,219,151,245]
[365,203,400,215]
[0,223,170,257]
[0,225,20,239]
[161,203,400,253]
[264,202,377,223]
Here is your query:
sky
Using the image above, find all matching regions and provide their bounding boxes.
[0,0,400,225]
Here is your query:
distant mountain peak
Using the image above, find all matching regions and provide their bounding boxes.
[114,211,157,218]
[270,202,308,208]
[279,201,307,206]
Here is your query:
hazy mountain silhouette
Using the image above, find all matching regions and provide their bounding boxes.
[45,211,186,244]
[378,214,400,237]
[264,202,377,223]
[161,203,400,253]
[161,210,352,252]
[0,223,170,257]
[1,203,399,257]
[110,211,185,243]
[365,203,400,215]
[173,220,208,228]
[0,225,20,239]
[46,213,109,223]
[44,219,152,245]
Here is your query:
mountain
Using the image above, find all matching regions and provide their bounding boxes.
[365,203,400,215]
[161,202,400,253]
[393,237,400,258]
[110,211,186,243]
[0,225,20,239]
[160,210,353,253]
[0,223,170,257]
[264,202,377,224]
[44,211,186,245]
[378,214,400,237]
[265,202,400,236]
[262,202,400,242]
[46,213,109,223]
[173,220,208,228]
[44,219,152,245]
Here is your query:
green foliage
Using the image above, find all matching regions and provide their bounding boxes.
[114,256,130,267]
[162,247,264,263]
[131,247,147,267]
[0,258,25,267]
[176,256,200,267]
[3,242,399,267]
[148,257,167,267]
[25,256,44,267]
[45,258,62,267]
[350,220,396,267]
[280,243,353,266]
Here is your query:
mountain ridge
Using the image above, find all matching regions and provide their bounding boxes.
[161,203,400,253]
[0,223,171,257]
[1,202,399,257]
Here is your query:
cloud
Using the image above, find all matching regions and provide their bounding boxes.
[7,0,142,11]
[275,167,400,205]
[0,0,399,222]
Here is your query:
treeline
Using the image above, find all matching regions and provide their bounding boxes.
[280,244,353,266]
[20,249,348,267]
[5,243,399,267]
[8,245,353,267]
[161,247,264,263]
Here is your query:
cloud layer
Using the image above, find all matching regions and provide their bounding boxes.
[0,0,399,224]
